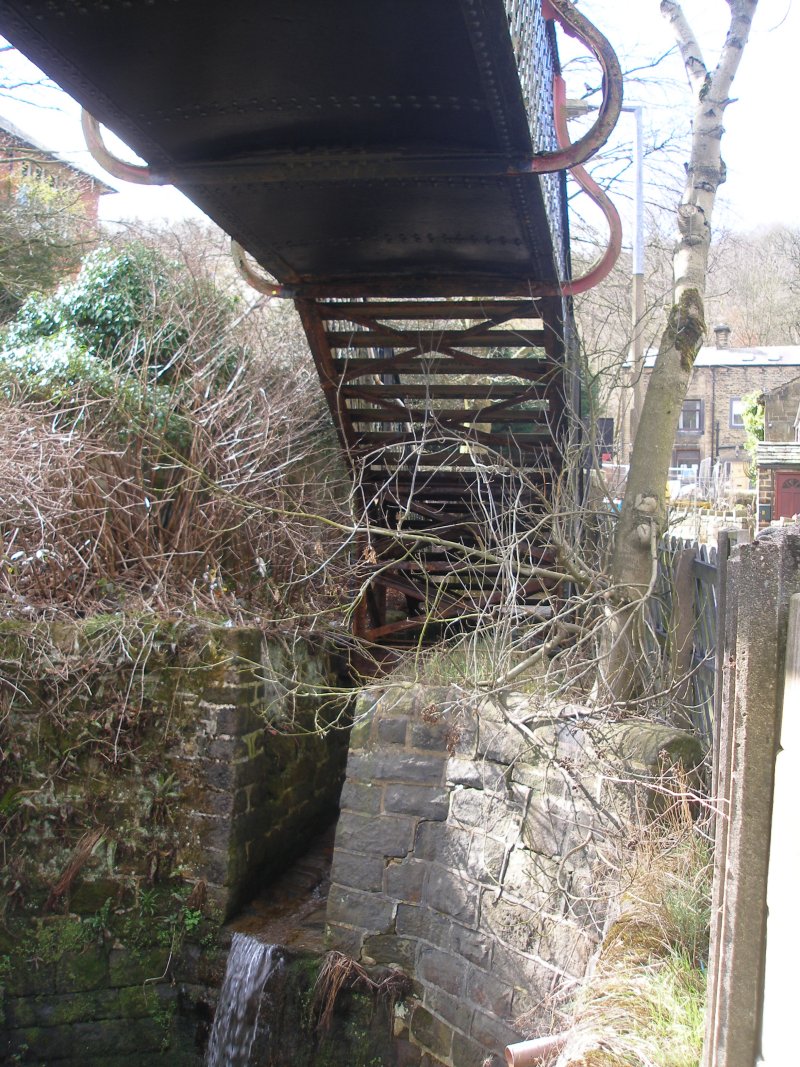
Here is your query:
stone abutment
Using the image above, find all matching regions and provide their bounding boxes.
[326,685,704,1067]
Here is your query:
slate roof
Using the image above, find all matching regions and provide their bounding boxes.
[644,346,800,369]
[0,113,115,194]
[756,442,800,468]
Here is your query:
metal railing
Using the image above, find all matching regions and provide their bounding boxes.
[504,0,566,275]
[650,536,725,745]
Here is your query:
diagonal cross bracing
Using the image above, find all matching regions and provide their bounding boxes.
[299,297,568,644]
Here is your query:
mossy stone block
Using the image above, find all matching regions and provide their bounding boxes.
[4,960,56,996]
[108,946,170,987]
[597,721,706,773]
[70,879,123,914]
[56,946,109,992]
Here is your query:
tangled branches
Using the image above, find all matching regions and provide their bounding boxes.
[0,235,348,624]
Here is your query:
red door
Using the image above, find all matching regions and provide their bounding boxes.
[775,472,800,518]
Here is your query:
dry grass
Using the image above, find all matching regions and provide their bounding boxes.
[556,800,711,1067]
[312,950,413,1032]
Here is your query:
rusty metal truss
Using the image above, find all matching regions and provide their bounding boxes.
[0,0,622,648]
[296,296,570,644]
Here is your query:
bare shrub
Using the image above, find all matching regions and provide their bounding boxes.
[0,232,347,622]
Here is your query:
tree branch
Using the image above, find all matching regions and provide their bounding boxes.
[660,0,708,91]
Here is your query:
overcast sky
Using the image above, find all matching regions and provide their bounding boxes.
[579,0,800,234]
[1,0,798,244]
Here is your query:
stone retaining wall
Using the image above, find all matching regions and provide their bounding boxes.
[0,621,348,1065]
[326,685,704,1067]
[2,935,207,1067]
[188,629,349,916]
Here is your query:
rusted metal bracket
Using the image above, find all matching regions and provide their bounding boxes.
[547,73,622,295]
[81,110,160,185]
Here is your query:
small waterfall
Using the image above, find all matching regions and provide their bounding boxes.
[206,933,280,1067]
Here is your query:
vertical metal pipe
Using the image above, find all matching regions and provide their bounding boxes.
[630,106,646,453]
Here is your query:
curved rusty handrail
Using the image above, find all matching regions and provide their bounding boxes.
[81,110,165,185]
[546,73,622,296]
[523,0,623,175]
[230,241,295,299]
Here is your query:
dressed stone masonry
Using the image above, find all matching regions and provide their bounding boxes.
[191,629,348,916]
[326,685,704,1067]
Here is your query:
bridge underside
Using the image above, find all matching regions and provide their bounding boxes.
[1,0,575,646]
[300,295,568,645]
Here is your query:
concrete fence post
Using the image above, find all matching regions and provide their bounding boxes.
[759,593,800,1066]
[703,529,800,1067]
[704,543,739,1067]
[711,530,732,817]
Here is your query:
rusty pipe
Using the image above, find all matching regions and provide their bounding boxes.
[230,240,296,299]
[524,0,623,174]
[505,1032,569,1066]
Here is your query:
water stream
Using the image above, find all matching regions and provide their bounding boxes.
[206,933,280,1067]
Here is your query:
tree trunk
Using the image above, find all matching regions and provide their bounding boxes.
[601,0,759,702]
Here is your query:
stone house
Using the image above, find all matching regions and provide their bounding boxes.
[0,112,114,218]
[617,326,800,480]
[756,375,800,522]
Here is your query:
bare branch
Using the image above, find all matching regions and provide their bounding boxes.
[660,0,708,90]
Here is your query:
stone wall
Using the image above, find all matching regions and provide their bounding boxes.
[326,686,704,1067]
[188,629,349,916]
[0,620,348,1065]
[2,932,211,1067]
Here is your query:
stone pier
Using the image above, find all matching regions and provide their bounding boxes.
[326,685,703,1067]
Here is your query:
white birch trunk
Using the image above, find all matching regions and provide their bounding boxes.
[602,0,759,701]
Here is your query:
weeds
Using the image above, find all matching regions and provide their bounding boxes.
[555,800,711,1067]
[312,951,413,1033]
[0,231,347,625]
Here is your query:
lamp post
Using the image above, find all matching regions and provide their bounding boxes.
[628,105,645,452]
[566,100,645,456]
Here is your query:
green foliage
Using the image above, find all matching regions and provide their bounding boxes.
[82,897,114,943]
[137,888,159,917]
[4,242,213,370]
[181,907,202,933]
[0,242,234,437]
[741,389,765,466]
[0,176,97,322]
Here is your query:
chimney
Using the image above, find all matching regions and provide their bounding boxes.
[714,323,732,349]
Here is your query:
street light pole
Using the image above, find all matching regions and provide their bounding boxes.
[628,105,645,453]
[564,99,645,457]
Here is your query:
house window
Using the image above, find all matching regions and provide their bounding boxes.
[730,397,746,429]
[679,399,703,433]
